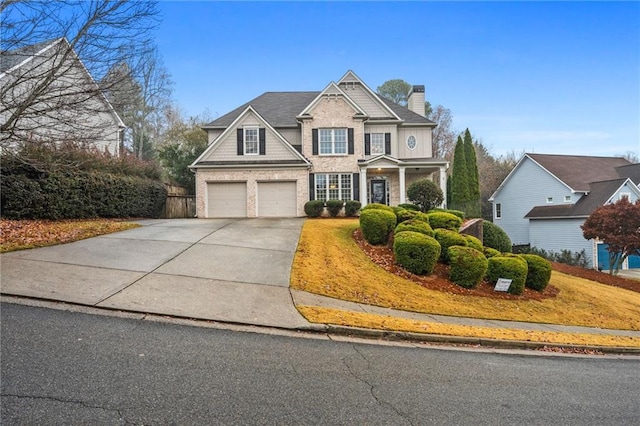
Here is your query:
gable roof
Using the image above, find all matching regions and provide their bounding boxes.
[527,153,631,192]
[525,177,640,219]
[616,163,640,184]
[191,105,310,168]
[202,71,435,129]
[297,81,367,117]
[0,38,60,75]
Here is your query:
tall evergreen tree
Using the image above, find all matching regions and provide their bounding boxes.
[463,128,481,217]
[450,135,469,212]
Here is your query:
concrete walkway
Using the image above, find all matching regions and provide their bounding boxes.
[1,218,639,351]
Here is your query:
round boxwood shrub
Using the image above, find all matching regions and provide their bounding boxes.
[427,211,463,231]
[520,254,552,291]
[393,231,441,275]
[395,219,434,237]
[483,247,501,258]
[428,208,465,219]
[464,235,483,252]
[487,256,528,295]
[448,246,488,289]
[433,228,468,263]
[361,203,395,214]
[484,221,512,253]
[344,200,361,217]
[359,208,397,245]
[398,203,420,211]
[304,200,324,218]
[325,200,344,217]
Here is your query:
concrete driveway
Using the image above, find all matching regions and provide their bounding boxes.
[0,218,313,329]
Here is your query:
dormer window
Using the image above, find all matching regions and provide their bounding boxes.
[546,197,553,203]
[564,195,571,203]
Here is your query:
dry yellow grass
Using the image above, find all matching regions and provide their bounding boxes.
[297,306,640,348]
[291,219,640,331]
[0,219,140,253]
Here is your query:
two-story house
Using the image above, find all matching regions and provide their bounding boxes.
[190,70,449,218]
[0,38,124,156]
[489,153,640,270]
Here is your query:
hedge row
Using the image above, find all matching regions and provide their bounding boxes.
[1,169,167,219]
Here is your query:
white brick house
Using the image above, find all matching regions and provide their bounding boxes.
[190,71,449,218]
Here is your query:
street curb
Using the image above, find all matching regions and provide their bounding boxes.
[323,325,640,355]
[3,295,639,356]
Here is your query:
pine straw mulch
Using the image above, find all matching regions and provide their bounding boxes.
[354,228,640,300]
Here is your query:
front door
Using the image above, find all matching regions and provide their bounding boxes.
[371,179,387,205]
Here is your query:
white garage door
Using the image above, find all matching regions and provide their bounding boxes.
[257,181,297,217]
[207,182,247,218]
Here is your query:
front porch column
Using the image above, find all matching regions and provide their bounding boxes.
[399,167,406,204]
[439,166,447,208]
[359,168,368,207]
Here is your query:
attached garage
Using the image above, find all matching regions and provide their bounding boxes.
[207,182,247,218]
[257,181,297,217]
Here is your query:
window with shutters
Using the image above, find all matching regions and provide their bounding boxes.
[370,133,384,155]
[315,173,352,201]
[244,127,259,155]
[319,128,347,155]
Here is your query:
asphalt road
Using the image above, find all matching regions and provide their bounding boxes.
[2,303,639,425]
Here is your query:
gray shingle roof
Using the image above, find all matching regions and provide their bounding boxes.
[204,92,319,128]
[203,90,435,129]
[0,39,59,74]
[528,153,631,192]
[525,178,633,219]
[616,163,640,185]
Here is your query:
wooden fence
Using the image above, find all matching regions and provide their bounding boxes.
[162,185,196,219]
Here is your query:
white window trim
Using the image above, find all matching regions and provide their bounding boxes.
[370,133,385,155]
[319,128,348,156]
[564,195,571,203]
[315,173,353,201]
[546,197,553,204]
[495,203,502,219]
[244,126,259,155]
[620,192,630,200]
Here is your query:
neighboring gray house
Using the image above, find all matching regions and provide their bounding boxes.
[0,38,124,155]
[490,153,640,270]
[190,70,449,218]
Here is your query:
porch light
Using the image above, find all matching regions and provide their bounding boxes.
[377,168,381,171]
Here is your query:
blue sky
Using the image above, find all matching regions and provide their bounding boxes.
[155,1,639,158]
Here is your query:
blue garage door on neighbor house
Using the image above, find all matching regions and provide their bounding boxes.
[597,243,640,270]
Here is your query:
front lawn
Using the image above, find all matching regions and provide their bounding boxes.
[0,219,140,253]
[291,219,640,332]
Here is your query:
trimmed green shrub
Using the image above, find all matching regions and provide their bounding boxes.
[406,178,444,212]
[448,246,488,288]
[487,256,528,295]
[344,200,361,217]
[484,221,512,253]
[304,200,324,218]
[359,208,397,245]
[427,211,463,231]
[393,231,441,275]
[464,235,483,252]
[362,203,395,214]
[520,254,552,291]
[433,229,468,263]
[429,208,465,219]
[325,200,344,217]
[395,208,414,224]
[0,169,166,219]
[483,247,501,258]
[398,203,420,211]
[395,219,434,237]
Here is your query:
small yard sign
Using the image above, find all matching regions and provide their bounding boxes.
[494,278,512,292]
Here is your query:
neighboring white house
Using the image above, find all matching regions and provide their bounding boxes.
[0,38,124,156]
[490,153,640,270]
[190,70,449,218]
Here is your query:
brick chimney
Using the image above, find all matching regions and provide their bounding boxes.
[408,85,425,116]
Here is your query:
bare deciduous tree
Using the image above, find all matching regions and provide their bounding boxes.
[0,0,160,154]
[429,105,456,160]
